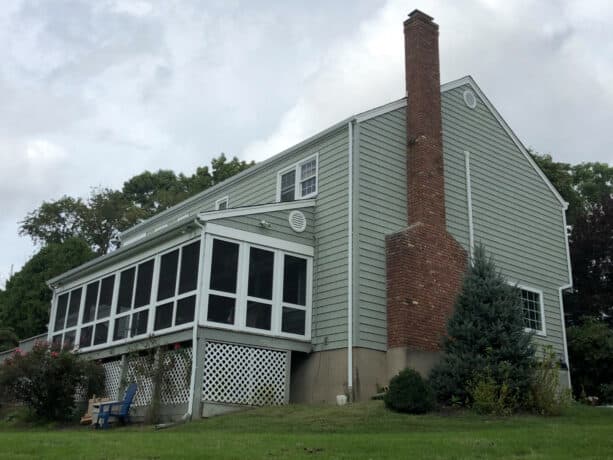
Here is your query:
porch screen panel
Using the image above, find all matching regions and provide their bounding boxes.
[97,275,114,319]
[83,281,99,323]
[207,239,239,325]
[66,288,82,328]
[281,255,307,335]
[54,293,69,331]
[246,247,274,331]
[178,241,200,294]
[134,260,154,308]
[117,268,135,314]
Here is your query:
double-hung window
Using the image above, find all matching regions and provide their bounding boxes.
[519,287,546,335]
[277,155,318,202]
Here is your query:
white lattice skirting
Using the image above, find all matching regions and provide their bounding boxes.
[125,348,193,407]
[202,341,288,406]
[101,359,123,400]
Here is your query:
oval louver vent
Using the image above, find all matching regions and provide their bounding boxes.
[288,211,307,233]
[463,89,477,109]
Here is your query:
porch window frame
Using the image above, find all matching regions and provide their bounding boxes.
[50,235,201,353]
[201,224,312,341]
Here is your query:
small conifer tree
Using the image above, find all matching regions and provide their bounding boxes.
[429,245,536,408]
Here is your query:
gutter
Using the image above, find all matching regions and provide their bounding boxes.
[47,217,197,287]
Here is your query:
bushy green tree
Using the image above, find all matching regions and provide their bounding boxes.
[567,319,613,398]
[0,328,18,352]
[429,245,536,408]
[0,238,95,339]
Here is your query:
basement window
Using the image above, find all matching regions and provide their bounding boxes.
[277,154,318,202]
[520,287,545,335]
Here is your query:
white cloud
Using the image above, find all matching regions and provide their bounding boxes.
[0,0,612,284]
[25,139,67,163]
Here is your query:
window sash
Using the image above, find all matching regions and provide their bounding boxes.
[277,155,318,202]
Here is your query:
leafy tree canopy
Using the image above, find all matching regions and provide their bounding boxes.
[531,151,613,324]
[20,153,254,255]
[530,152,613,224]
[0,238,95,339]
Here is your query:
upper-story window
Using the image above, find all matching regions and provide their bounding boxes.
[520,287,545,335]
[277,155,318,202]
[215,196,229,210]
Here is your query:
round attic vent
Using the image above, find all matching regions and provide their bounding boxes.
[463,90,477,109]
[288,210,307,233]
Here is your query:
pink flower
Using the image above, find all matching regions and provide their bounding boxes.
[51,351,59,358]
[174,343,181,350]
[14,348,22,355]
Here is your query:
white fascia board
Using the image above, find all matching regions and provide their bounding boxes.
[48,218,199,287]
[350,75,568,212]
[205,222,314,257]
[354,99,406,123]
[197,199,315,222]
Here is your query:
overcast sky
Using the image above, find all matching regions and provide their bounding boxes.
[1,0,612,287]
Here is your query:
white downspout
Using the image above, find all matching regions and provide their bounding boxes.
[185,219,206,420]
[464,151,474,261]
[347,121,354,399]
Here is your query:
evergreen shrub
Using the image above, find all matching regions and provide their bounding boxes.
[429,245,536,411]
[384,368,435,414]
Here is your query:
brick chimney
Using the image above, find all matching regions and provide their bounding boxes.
[386,10,467,375]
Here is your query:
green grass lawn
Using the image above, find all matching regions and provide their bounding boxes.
[1,402,612,459]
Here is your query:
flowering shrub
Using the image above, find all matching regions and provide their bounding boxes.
[0,341,104,421]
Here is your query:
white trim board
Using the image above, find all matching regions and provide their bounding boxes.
[204,222,314,256]
[198,200,315,222]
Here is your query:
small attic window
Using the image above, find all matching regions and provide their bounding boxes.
[463,89,477,109]
[277,154,318,202]
[215,196,229,210]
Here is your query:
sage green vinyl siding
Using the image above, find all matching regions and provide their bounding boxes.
[209,208,315,247]
[355,86,570,358]
[355,109,407,350]
[123,128,350,351]
[442,84,569,356]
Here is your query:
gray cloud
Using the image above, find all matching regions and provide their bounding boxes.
[0,0,611,287]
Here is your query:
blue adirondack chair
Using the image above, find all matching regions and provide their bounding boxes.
[95,383,137,429]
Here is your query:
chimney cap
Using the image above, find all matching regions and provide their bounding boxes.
[407,9,434,23]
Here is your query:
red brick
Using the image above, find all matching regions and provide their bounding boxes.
[386,11,467,351]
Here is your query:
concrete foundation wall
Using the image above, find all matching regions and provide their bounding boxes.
[386,347,442,381]
[290,347,387,403]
